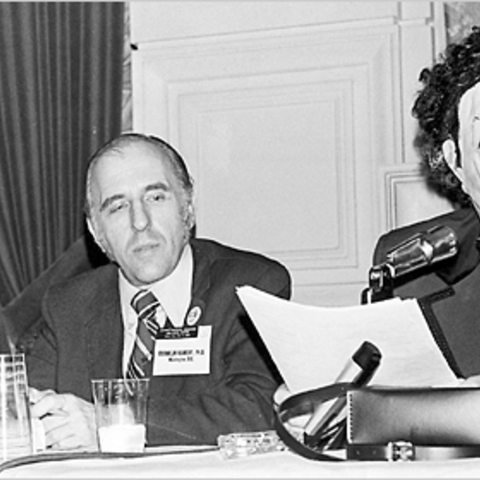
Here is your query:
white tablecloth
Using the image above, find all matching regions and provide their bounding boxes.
[1,447,480,478]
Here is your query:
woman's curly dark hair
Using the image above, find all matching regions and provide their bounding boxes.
[413,26,480,207]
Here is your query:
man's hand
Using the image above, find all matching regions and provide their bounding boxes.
[29,387,98,451]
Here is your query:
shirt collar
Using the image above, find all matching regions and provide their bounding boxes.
[119,244,193,328]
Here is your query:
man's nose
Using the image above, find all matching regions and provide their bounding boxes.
[131,201,151,231]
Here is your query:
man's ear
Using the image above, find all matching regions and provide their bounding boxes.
[86,217,97,242]
[442,138,464,183]
[186,202,196,230]
[87,217,106,254]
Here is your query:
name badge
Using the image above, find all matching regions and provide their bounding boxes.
[152,325,212,376]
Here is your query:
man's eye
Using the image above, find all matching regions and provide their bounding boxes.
[107,201,128,214]
[147,191,166,202]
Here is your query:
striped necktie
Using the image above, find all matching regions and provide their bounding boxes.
[126,289,162,379]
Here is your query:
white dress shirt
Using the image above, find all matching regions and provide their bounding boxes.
[119,244,193,375]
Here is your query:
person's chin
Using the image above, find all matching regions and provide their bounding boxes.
[131,260,172,284]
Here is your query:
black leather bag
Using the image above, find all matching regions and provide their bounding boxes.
[275,383,480,462]
[346,386,480,461]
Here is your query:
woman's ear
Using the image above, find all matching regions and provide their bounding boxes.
[442,138,464,183]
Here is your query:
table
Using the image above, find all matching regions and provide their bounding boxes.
[1,446,480,478]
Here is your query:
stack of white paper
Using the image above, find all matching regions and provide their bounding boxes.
[237,286,458,394]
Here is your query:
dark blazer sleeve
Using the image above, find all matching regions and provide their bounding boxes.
[21,316,57,391]
[22,265,122,395]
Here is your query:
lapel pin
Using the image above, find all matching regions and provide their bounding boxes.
[186,306,202,326]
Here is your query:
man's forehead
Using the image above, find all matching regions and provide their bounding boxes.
[99,142,167,163]
[90,145,177,195]
[93,143,173,176]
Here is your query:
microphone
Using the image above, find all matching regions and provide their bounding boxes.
[361,225,459,304]
[383,225,458,279]
[303,341,381,446]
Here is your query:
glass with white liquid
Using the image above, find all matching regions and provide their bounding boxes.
[91,378,149,453]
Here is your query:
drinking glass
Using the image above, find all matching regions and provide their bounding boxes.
[0,353,33,461]
[91,378,149,453]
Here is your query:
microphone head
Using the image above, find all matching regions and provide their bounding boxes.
[352,341,382,386]
[386,225,458,278]
[353,340,382,370]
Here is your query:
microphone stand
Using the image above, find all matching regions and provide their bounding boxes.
[360,263,394,304]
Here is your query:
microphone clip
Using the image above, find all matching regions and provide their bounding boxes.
[361,263,394,304]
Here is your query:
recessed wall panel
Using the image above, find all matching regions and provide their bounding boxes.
[131,3,445,305]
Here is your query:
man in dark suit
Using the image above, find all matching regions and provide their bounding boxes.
[371,27,480,380]
[26,133,291,451]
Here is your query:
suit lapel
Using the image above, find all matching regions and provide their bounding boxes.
[420,264,480,378]
[84,266,124,379]
[188,240,211,325]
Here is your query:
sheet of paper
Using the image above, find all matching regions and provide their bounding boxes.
[237,286,458,394]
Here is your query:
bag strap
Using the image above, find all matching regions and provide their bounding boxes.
[274,382,357,461]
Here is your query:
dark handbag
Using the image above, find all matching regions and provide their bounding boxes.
[346,386,480,461]
[275,383,480,462]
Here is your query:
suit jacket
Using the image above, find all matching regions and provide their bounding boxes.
[373,206,480,378]
[24,238,292,446]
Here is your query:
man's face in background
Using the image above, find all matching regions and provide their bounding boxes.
[87,142,194,286]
